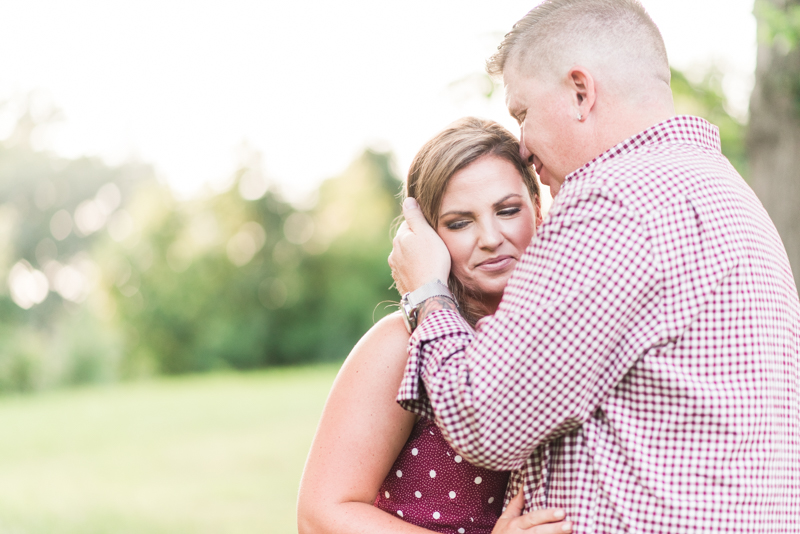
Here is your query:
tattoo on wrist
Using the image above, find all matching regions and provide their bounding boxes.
[417,295,458,325]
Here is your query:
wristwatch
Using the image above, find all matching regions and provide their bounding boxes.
[400,279,456,333]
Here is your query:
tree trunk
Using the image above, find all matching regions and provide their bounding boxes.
[747,0,800,294]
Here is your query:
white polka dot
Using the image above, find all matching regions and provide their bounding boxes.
[396,470,402,478]
[397,510,403,517]
[430,470,436,478]
[415,491,422,498]
[488,497,495,504]
[454,455,463,463]
[433,512,441,520]
[474,476,482,484]
[411,448,418,456]
[449,491,456,499]
[459,529,465,534]
[384,491,390,498]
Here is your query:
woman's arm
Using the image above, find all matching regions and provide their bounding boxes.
[297,312,433,534]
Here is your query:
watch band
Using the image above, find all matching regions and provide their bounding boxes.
[400,279,456,333]
[406,279,455,308]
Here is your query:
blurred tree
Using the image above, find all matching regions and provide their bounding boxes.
[748,0,800,293]
[274,149,402,363]
[0,92,404,387]
[114,147,401,374]
[0,95,153,390]
[114,178,292,374]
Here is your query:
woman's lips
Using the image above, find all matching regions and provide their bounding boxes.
[476,255,514,272]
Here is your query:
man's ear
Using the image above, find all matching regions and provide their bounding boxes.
[568,66,596,121]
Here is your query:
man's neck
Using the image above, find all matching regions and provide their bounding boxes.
[590,104,676,166]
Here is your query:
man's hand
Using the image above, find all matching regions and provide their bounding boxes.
[492,490,572,534]
[388,197,451,296]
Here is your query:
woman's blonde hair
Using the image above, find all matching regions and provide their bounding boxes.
[404,117,540,325]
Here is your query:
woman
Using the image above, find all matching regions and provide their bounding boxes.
[297,118,570,534]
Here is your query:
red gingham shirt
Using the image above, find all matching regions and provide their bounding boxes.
[398,116,800,533]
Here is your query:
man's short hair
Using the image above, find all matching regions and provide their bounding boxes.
[487,0,669,89]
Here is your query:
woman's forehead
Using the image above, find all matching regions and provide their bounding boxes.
[439,156,527,211]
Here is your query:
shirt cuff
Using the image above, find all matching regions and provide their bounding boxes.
[396,308,472,416]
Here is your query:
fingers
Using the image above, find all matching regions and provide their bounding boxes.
[526,520,572,534]
[499,488,525,519]
[401,197,426,232]
[389,221,411,263]
[395,220,410,239]
[518,509,571,533]
[388,197,451,294]
[390,267,408,295]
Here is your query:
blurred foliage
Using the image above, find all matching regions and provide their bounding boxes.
[0,97,400,390]
[755,0,800,51]
[670,67,748,178]
[753,0,800,116]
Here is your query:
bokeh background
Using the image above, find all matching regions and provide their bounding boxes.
[0,0,798,532]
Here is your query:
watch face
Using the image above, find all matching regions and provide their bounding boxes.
[400,297,416,333]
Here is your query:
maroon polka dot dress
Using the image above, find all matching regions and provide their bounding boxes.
[374,416,509,533]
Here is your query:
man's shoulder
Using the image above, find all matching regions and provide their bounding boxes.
[554,140,742,226]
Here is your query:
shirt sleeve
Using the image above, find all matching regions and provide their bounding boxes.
[397,186,661,471]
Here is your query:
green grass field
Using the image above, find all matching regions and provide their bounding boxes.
[0,365,339,534]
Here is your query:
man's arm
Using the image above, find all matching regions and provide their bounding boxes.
[393,189,661,471]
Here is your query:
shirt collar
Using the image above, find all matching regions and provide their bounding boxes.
[564,115,721,184]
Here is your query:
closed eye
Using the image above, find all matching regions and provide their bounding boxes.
[446,219,471,230]
[498,207,521,217]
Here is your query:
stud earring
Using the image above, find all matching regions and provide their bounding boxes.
[577,112,582,121]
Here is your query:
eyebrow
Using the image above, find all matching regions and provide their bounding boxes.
[439,193,524,219]
[505,91,515,112]
[506,94,522,122]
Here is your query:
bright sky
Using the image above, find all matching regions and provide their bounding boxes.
[0,0,756,203]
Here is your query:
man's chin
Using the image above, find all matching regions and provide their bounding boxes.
[539,173,560,197]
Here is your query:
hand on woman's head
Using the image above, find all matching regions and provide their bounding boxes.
[389,208,451,297]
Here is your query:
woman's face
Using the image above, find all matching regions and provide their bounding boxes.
[436,154,537,312]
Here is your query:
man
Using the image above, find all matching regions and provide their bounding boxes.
[388,0,800,532]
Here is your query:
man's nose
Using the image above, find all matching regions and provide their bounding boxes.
[519,132,534,164]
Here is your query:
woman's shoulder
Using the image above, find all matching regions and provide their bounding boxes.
[331,310,413,418]
[354,311,410,352]
[335,311,411,385]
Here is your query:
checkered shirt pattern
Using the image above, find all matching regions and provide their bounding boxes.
[398,116,800,533]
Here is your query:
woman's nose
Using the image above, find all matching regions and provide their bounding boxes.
[478,221,504,250]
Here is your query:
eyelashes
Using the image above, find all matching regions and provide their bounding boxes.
[443,207,523,231]
[498,207,521,216]
[446,220,470,230]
